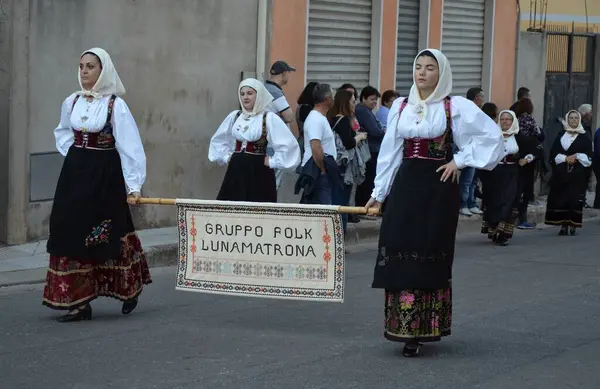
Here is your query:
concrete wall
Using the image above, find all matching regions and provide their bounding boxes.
[0,0,13,243]
[516,31,547,124]
[3,0,259,243]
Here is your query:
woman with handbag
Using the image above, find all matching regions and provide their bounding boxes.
[327,90,368,233]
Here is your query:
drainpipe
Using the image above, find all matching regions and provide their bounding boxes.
[513,0,521,100]
[256,0,268,80]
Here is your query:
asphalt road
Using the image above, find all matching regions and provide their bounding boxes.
[1,222,600,389]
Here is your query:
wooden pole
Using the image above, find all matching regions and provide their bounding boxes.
[136,197,381,215]
[136,197,177,206]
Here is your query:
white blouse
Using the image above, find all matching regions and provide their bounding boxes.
[209,110,301,170]
[554,132,592,167]
[54,93,147,193]
[502,135,519,159]
[372,96,504,202]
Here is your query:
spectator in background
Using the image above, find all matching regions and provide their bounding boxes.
[296,82,319,133]
[354,86,384,207]
[580,103,596,207]
[265,60,298,191]
[340,83,359,101]
[510,87,531,111]
[458,87,485,216]
[339,83,362,224]
[295,84,341,205]
[376,90,400,129]
[265,60,297,136]
[327,90,368,233]
[593,124,600,208]
[578,104,594,142]
[295,82,319,159]
[482,102,499,121]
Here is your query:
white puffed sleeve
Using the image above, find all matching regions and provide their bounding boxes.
[54,94,77,156]
[504,136,519,156]
[451,96,504,170]
[371,98,405,203]
[554,154,567,164]
[576,153,592,167]
[113,98,147,194]
[208,111,239,166]
[266,112,301,170]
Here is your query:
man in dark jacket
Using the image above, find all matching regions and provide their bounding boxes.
[354,86,383,207]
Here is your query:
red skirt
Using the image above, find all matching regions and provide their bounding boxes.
[42,233,152,310]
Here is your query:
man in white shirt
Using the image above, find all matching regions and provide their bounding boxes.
[301,83,337,204]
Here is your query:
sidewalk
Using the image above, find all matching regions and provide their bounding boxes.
[1,193,598,287]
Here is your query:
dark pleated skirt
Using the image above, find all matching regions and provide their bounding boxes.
[545,164,588,227]
[217,152,277,202]
[480,164,520,239]
[47,146,135,261]
[373,159,459,291]
[372,158,458,343]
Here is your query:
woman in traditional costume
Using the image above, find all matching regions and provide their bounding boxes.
[44,48,151,322]
[545,110,593,235]
[209,78,300,202]
[480,110,521,246]
[365,49,504,357]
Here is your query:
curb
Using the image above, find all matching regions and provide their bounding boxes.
[141,206,600,269]
[1,207,598,288]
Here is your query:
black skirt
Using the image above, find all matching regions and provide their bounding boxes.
[46,146,134,262]
[481,164,520,225]
[372,159,459,291]
[217,152,277,202]
[545,164,588,227]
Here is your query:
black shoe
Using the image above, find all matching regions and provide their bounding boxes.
[57,304,92,323]
[122,297,138,315]
[495,238,508,246]
[402,343,422,357]
[569,227,577,236]
[559,226,568,236]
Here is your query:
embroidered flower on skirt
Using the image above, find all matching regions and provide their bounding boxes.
[384,287,452,343]
[85,219,112,248]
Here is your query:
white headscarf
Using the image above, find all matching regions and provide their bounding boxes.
[498,110,519,135]
[77,48,126,99]
[561,110,586,134]
[238,78,274,116]
[407,48,453,118]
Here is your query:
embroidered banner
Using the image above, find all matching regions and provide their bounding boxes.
[175,200,345,302]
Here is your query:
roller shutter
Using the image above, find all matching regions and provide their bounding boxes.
[306,0,373,90]
[442,0,486,96]
[396,0,420,95]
